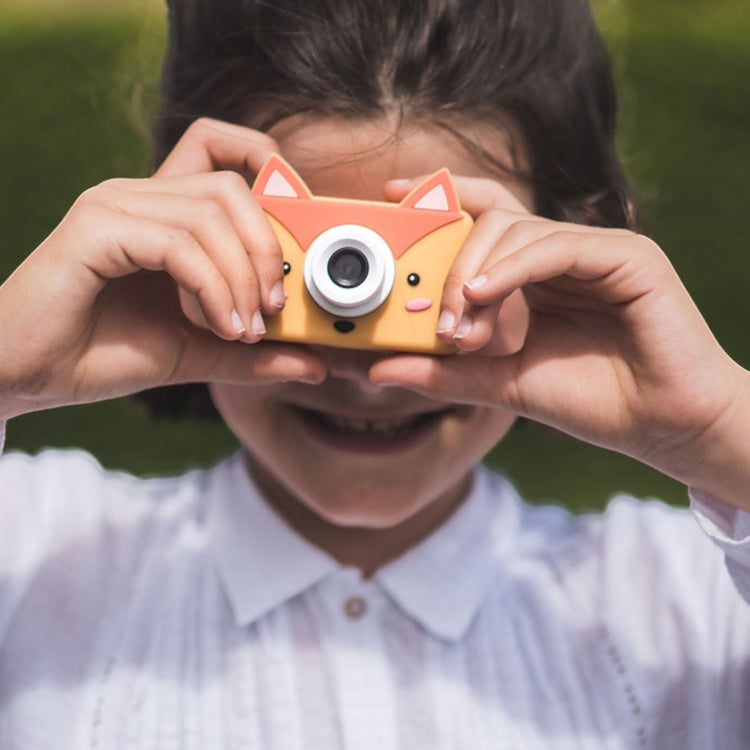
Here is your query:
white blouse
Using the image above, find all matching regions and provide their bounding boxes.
[0,431,749,748]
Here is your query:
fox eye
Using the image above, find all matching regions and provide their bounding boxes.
[283,262,291,275]
[407,273,420,286]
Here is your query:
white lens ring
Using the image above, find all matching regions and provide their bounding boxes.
[304,224,395,318]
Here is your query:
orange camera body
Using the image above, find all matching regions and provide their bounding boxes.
[253,154,473,353]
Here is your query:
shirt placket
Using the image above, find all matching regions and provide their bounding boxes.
[319,568,399,750]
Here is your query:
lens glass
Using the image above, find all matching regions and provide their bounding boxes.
[327,248,369,288]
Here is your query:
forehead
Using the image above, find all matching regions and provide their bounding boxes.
[267,114,532,207]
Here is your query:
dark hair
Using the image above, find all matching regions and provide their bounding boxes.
[138,0,637,419]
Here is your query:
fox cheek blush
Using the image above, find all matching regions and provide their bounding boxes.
[405,298,433,312]
[251,153,473,354]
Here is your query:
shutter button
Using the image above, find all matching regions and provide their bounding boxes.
[343,596,367,619]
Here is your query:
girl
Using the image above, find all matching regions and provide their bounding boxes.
[1,0,749,747]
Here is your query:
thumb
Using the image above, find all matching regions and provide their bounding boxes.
[382,177,418,203]
[369,353,524,412]
[170,334,328,387]
[384,175,531,216]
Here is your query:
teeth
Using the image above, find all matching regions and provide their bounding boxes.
[314,411,427,438]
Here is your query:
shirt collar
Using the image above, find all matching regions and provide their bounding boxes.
[374,468,520,641]
[208,454,339,626]
[208,454,520,642]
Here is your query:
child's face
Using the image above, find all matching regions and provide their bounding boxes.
[210,116,533,529]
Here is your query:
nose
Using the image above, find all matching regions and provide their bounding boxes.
[316,346,392,395]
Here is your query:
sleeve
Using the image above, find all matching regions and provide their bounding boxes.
[690,488,750,605]
[0,444,53,647]
[0,448,113,646]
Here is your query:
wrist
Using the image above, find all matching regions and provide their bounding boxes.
[0,398,30,422]
[0,379,44,421]
[654,365,750,513]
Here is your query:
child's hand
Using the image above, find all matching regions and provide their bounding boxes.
[0,118,325,420]
[374,175,750,504]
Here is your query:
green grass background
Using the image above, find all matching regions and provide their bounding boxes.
[1,0,748,510]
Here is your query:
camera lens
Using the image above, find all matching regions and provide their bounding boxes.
[304,224,395,318]
[327,248,369,288]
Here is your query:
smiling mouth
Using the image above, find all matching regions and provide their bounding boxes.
[292,406,452,445]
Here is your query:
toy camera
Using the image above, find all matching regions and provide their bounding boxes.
[252,154,474,353]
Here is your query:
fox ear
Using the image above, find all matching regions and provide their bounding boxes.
[399,169,461,212]
[252,154,313,199]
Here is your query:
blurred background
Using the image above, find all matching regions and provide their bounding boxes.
[1,0,748,510]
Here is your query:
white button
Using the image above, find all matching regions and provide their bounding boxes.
[343,596,367,619]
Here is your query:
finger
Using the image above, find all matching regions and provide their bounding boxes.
[435,213,509,339]
[73,204,245,340]
[97,185,264,337]
[437,211,545,340]
[462,231,629,308]
[451,287,530,354]
[103,173,285,314]
[172,337,328,387]
[155,118,280,179]
[451,303,503,352]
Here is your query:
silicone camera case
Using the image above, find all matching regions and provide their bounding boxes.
[253,154,474,354]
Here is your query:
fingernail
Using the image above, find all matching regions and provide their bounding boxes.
[231,309,247,335]
[269,280,286,309]
[465,274,488,291]
[436,309,456,334]
[298,374,323,385]
[251,309,266,336]
[453,315,473,340]
[388,178,412,186]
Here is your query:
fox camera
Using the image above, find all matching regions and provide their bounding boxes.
[252,154,474,354]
